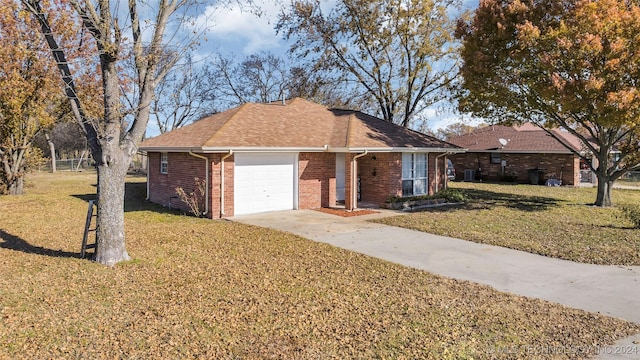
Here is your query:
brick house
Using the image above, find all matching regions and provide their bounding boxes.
[448,124,591,185]
[140,98,464,218]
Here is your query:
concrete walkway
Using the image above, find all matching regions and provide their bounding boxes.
[232,209,640,358]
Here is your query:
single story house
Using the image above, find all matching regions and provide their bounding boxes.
[448,124,592,185]
[140,98,464,218]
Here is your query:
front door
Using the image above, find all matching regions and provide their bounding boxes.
[336,153,345,202]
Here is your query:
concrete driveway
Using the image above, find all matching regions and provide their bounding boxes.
[233,209,640,357]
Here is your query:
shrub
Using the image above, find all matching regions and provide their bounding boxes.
[498,173,518,182]
[620,204,640,229]
[436,188,469,203]
[385,188,468,204]
[175,177,207,217]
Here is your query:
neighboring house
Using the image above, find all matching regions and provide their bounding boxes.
[448,124,592,186]
[140,98,464,218]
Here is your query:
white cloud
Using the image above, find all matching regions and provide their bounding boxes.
[415,102,485,132]
[428,112,485,132]
[190,1,284,55]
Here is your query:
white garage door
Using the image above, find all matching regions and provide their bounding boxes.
[234,153,297,215]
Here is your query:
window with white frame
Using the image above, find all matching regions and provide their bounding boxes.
[160,152,168,174]
[402,153,427,196]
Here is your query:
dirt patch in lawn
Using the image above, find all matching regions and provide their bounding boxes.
[315,207,379,217]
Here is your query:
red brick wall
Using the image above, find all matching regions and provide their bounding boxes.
[148,151,454,217]
[148,152,208,214]
[221,155,234,217]
[207,153,235,218]
[349,152,450,207]
[428,154,448,195]
[298,152,336,209]
[357,153,402,205]
[450,152,579,185]
[148,152,235,218]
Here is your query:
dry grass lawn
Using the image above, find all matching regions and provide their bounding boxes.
[0,172,638,359]
[376,182,640,266]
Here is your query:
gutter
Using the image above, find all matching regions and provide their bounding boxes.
[350,150,368,210]
[188,151,209,216]
[344,147,466,153]
[463,149,572,155]
[220,150,233,217]
[140,146,468,154]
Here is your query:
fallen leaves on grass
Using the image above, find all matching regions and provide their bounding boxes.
[376,182,640,266]
[0,172,638,358]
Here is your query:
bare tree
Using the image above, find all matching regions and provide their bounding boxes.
[435,122,486,141]
[212,51,289,105]
[210,51,361,110]
[152,53,218,133]
[277,0,462,127]
[288,65,362,109]
[35,122,87,159]
[22,0,201,265]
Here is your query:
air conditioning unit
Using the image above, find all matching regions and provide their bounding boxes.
[464,169,475,181]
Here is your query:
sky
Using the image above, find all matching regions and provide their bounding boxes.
[182,0,482,132]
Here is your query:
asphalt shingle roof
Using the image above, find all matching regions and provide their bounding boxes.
[448,124,584,153]
[140,98,461,151]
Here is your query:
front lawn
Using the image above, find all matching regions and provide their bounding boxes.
[0,172,638,358]
[375,182,640,266]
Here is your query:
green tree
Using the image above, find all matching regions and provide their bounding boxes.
[277,0,461,127]
[0,1,60,194]
[457,0,640,206]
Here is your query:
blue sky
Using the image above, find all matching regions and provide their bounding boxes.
[183,0,482,132]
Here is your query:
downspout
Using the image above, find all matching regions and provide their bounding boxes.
[189,151,209,216]
[145,152,150,200]
[435,152,454,192]
[351,150,368,210]
[220,150,233,217]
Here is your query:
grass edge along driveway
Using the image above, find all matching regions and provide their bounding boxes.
[375,182,640,266]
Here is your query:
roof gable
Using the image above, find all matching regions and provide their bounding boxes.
[141,98,461,152]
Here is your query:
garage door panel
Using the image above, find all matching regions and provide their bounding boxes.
[234,153,296,215]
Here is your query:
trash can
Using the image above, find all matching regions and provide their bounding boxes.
[528,168,545,185]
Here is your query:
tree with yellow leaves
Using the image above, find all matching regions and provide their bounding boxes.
[0,1,59,194]
[457,0,640,206]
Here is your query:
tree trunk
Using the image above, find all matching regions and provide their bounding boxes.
[94,159,131,266]
[1,150,26,195]
[7,176,24,195]
[595,174,613,207]
[45,133,56,173]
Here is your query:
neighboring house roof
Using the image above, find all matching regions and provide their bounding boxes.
[448,124,585,154]
[140,98,463,153]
